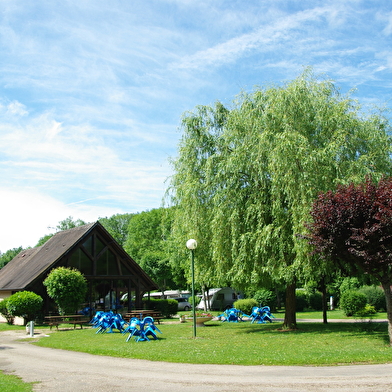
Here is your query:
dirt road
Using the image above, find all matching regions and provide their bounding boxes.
[1,329,392,391]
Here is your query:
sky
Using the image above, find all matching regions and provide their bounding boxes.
[0,0,391,253]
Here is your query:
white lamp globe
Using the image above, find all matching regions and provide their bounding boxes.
[186,239,198,250]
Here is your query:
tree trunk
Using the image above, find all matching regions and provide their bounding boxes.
[275,288,282,310]
[320,278,328,324]
[283,282,297,329]
[381,281,392,346]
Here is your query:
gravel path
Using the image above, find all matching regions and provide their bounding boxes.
[1,329,392,391]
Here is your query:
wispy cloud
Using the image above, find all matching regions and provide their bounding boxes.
[172,6,336,70]
[0,102,171,214]
[0,1,391,251]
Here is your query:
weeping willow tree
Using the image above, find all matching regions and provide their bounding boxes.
[167,69,391,328]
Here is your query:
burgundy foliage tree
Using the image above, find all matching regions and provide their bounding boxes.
[307,177,392,344]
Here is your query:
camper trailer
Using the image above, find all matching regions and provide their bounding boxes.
[196,287,241,311]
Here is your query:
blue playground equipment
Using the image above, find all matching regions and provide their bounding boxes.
[217,306,275,324]
[249,306,275,324]
[124,316,162,342]
[90,311,162,342]
[218,308,250,322]
[90,311,126,333]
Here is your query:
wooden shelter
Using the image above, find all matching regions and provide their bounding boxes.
[0,222,158,317]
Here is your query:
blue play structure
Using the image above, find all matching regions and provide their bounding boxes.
[90,311,162,342]
[218,308,250,322]
[90,311,127,333]
[217,306,275,324]
[123,316,162,342]
[249,306,275,324]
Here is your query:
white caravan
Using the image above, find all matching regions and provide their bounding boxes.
[196,287,241,311]
[143,290,191,299]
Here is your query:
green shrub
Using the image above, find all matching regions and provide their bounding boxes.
[0,298,14,324]
[43,267,87,314]
[339,290,367,317]
[142,298,178,317]
[358,285,386,311]
[233,298,258,314]
[252,289,277,310]
[6,291,43,322]
[296,290,308,312]
[355,304,377,318]
[308,291,323,311]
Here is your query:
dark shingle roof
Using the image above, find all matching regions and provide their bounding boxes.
[0,223,96,291]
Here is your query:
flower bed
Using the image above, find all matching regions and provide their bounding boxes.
[185,312,213,326]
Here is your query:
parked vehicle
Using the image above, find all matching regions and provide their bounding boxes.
[142,290,191,300]
[172,297,192,311]
[196,287,242,311]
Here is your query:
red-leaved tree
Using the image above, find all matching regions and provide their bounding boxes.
[307,177,392,344]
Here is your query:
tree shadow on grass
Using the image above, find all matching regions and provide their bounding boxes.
[242,321,390,343]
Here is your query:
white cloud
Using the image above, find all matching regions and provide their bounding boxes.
[0,0,391,253]
[172,6,336,71]
[0,188,124,252]
[381,12,392,36]
[6,100,28,116]
[0,106,172,235]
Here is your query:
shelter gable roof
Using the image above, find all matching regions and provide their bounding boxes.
[0,221,158,293]
[0,222,96,291]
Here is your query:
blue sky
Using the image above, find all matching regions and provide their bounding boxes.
[0,0,391,252]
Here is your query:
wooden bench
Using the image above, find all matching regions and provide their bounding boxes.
[123,310,164,324]
[45,315,90,330]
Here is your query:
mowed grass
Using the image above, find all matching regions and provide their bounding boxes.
[32,318,392,366]
[295,309,388,320]
[0,371,34,392]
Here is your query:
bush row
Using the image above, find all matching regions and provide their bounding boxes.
[142,297,178,318]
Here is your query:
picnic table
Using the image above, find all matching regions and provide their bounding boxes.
[123,310,163,324]
[44,315,90,330]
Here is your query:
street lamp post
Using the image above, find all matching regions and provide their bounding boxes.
[186,239,197,338]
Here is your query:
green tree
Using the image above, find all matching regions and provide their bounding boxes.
[167,69,391,329]
[6,291,43,323]
[43,267,87,315]
[124,208,177,292]
[99,213,134,248]
[56,216,87,231]
[35,234,53,247]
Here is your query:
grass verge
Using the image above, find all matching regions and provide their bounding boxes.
[0,371,34,392]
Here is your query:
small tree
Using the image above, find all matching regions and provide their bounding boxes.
[307,177,392,345]
[6,291,43,323]
[44,267,87,315]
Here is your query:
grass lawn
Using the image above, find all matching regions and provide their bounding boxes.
[29,316,392,366]
[0,371,34,392]
[295,309,388,320]
[1,311,389,391]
